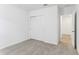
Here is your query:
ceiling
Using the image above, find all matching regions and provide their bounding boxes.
[12,4,76,12]
[12,4,56,11]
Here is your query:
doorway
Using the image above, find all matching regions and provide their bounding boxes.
[59,13,77,49]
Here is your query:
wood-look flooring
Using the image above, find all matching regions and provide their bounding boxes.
[0,38,78,55]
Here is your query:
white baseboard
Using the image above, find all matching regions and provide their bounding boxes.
[0,39,29,49]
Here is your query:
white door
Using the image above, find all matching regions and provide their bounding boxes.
[72,12,75,48]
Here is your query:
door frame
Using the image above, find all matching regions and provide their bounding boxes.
[59,12,77,49]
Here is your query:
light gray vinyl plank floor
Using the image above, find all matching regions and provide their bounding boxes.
[0,39,78,55]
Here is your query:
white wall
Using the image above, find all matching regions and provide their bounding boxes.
[61,15,72,35]
[59,5,76,15]
[0,5,28,49]
[29,6,59,44]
